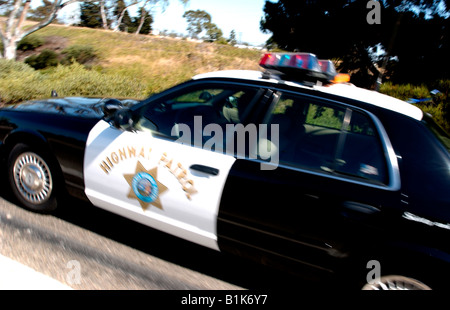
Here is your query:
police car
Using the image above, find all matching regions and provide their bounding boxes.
[0,53,449,290]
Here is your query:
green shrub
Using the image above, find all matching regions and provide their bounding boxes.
[0,58,35,79]
[61,45,97,65]
[380,82,430,101]
[43,63,146,97]
[0,61,146,105]
[17,35,44,51]
[420,103,450,133]
[381,81,450,132]
[25,49,59,70]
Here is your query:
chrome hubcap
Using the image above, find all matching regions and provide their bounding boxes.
[362,276,432,290]
[13,152,52,204]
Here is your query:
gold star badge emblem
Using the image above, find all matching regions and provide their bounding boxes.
[124,161,168,211]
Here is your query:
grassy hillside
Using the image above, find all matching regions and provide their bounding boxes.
[0,24,262,103]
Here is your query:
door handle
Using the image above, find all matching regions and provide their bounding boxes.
[190,164,219,176]
[343,201,380,215]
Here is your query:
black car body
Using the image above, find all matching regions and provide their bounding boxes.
[0,53,449,290]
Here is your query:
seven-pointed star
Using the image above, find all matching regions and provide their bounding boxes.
[124,161,168,211]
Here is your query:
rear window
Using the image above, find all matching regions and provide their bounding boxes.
[268,93,388,185]
[423,114,450,152]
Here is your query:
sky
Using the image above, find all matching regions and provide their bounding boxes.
[150,0,272,46]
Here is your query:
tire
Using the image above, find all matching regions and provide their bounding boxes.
[362,275,432,290]
[7,143,58,213]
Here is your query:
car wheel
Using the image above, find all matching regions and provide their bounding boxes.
[362,275,432,290]
[7,143,58,213]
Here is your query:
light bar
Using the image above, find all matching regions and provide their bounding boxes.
[318,59,337,77]
[259,52,349,84]
[260,52,323,73]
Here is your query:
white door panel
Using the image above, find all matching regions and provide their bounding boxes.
[84,120,236,250]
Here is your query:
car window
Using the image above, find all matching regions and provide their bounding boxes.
[336,110,388,184]
[135,84,260,149]
[268,93,388,184]
[422,113,450,152]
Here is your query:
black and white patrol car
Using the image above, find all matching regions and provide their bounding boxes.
[0,53,449,290]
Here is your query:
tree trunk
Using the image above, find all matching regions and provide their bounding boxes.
[0,0,78,60]
[2,39,19,60]
[135,9,147,35]
[100,0,109,30]
[113,11,126,32]
[113,1,139,32]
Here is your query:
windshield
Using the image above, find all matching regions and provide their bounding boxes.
[423,114,450,152]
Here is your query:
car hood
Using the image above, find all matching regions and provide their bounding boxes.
[3,97,140,119]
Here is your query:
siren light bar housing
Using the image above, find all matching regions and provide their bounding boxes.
[259,52,343,85]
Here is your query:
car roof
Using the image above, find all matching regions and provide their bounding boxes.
[193,70,424,121]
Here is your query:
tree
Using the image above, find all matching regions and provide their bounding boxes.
[228,29,237,46]
[133,6,152,35]
[99,0,109,29]
[79,2,103,28]
[183,9,211,39]
[260,0,450,88]
[0,0,189,60]
[383,11,450,85]
[113,0,133,32]
[0,0,80,60]
[205,22,223,42]
[29,0,54,21]
[111,0,188,32]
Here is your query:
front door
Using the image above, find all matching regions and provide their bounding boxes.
[83,82,265,250]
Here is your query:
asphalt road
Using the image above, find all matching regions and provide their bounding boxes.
[0,185,306,291]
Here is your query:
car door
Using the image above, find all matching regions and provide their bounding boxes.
[218,90,402,272]
[83,81,267,251]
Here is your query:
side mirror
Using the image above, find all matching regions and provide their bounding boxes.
[113,108,135,131]
[101,98,135,131]
[102,98,124,119]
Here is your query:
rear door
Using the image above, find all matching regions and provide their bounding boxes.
[218,90,402,271]
[84,81,267,251]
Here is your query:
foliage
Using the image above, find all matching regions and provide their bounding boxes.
[215,37,229,45]
[130,8,153,35]
[79,2,104,29]
[380,81,450,132]
[0,59,36,80]
[0,24,261,106]
[24,49,59,70]
[228,30,237,46]
[114,0,133,32]
[17,35,45,51]
[29,0,55,21]
[61,45,98,65]
[260,0,450,88]
[0,61,146,104]
[79,1,153,35]
[0,0,75,60]
[183,10,212,39]
[379,82,430,101]
[182,9,225,43]
[204,22,223,43]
